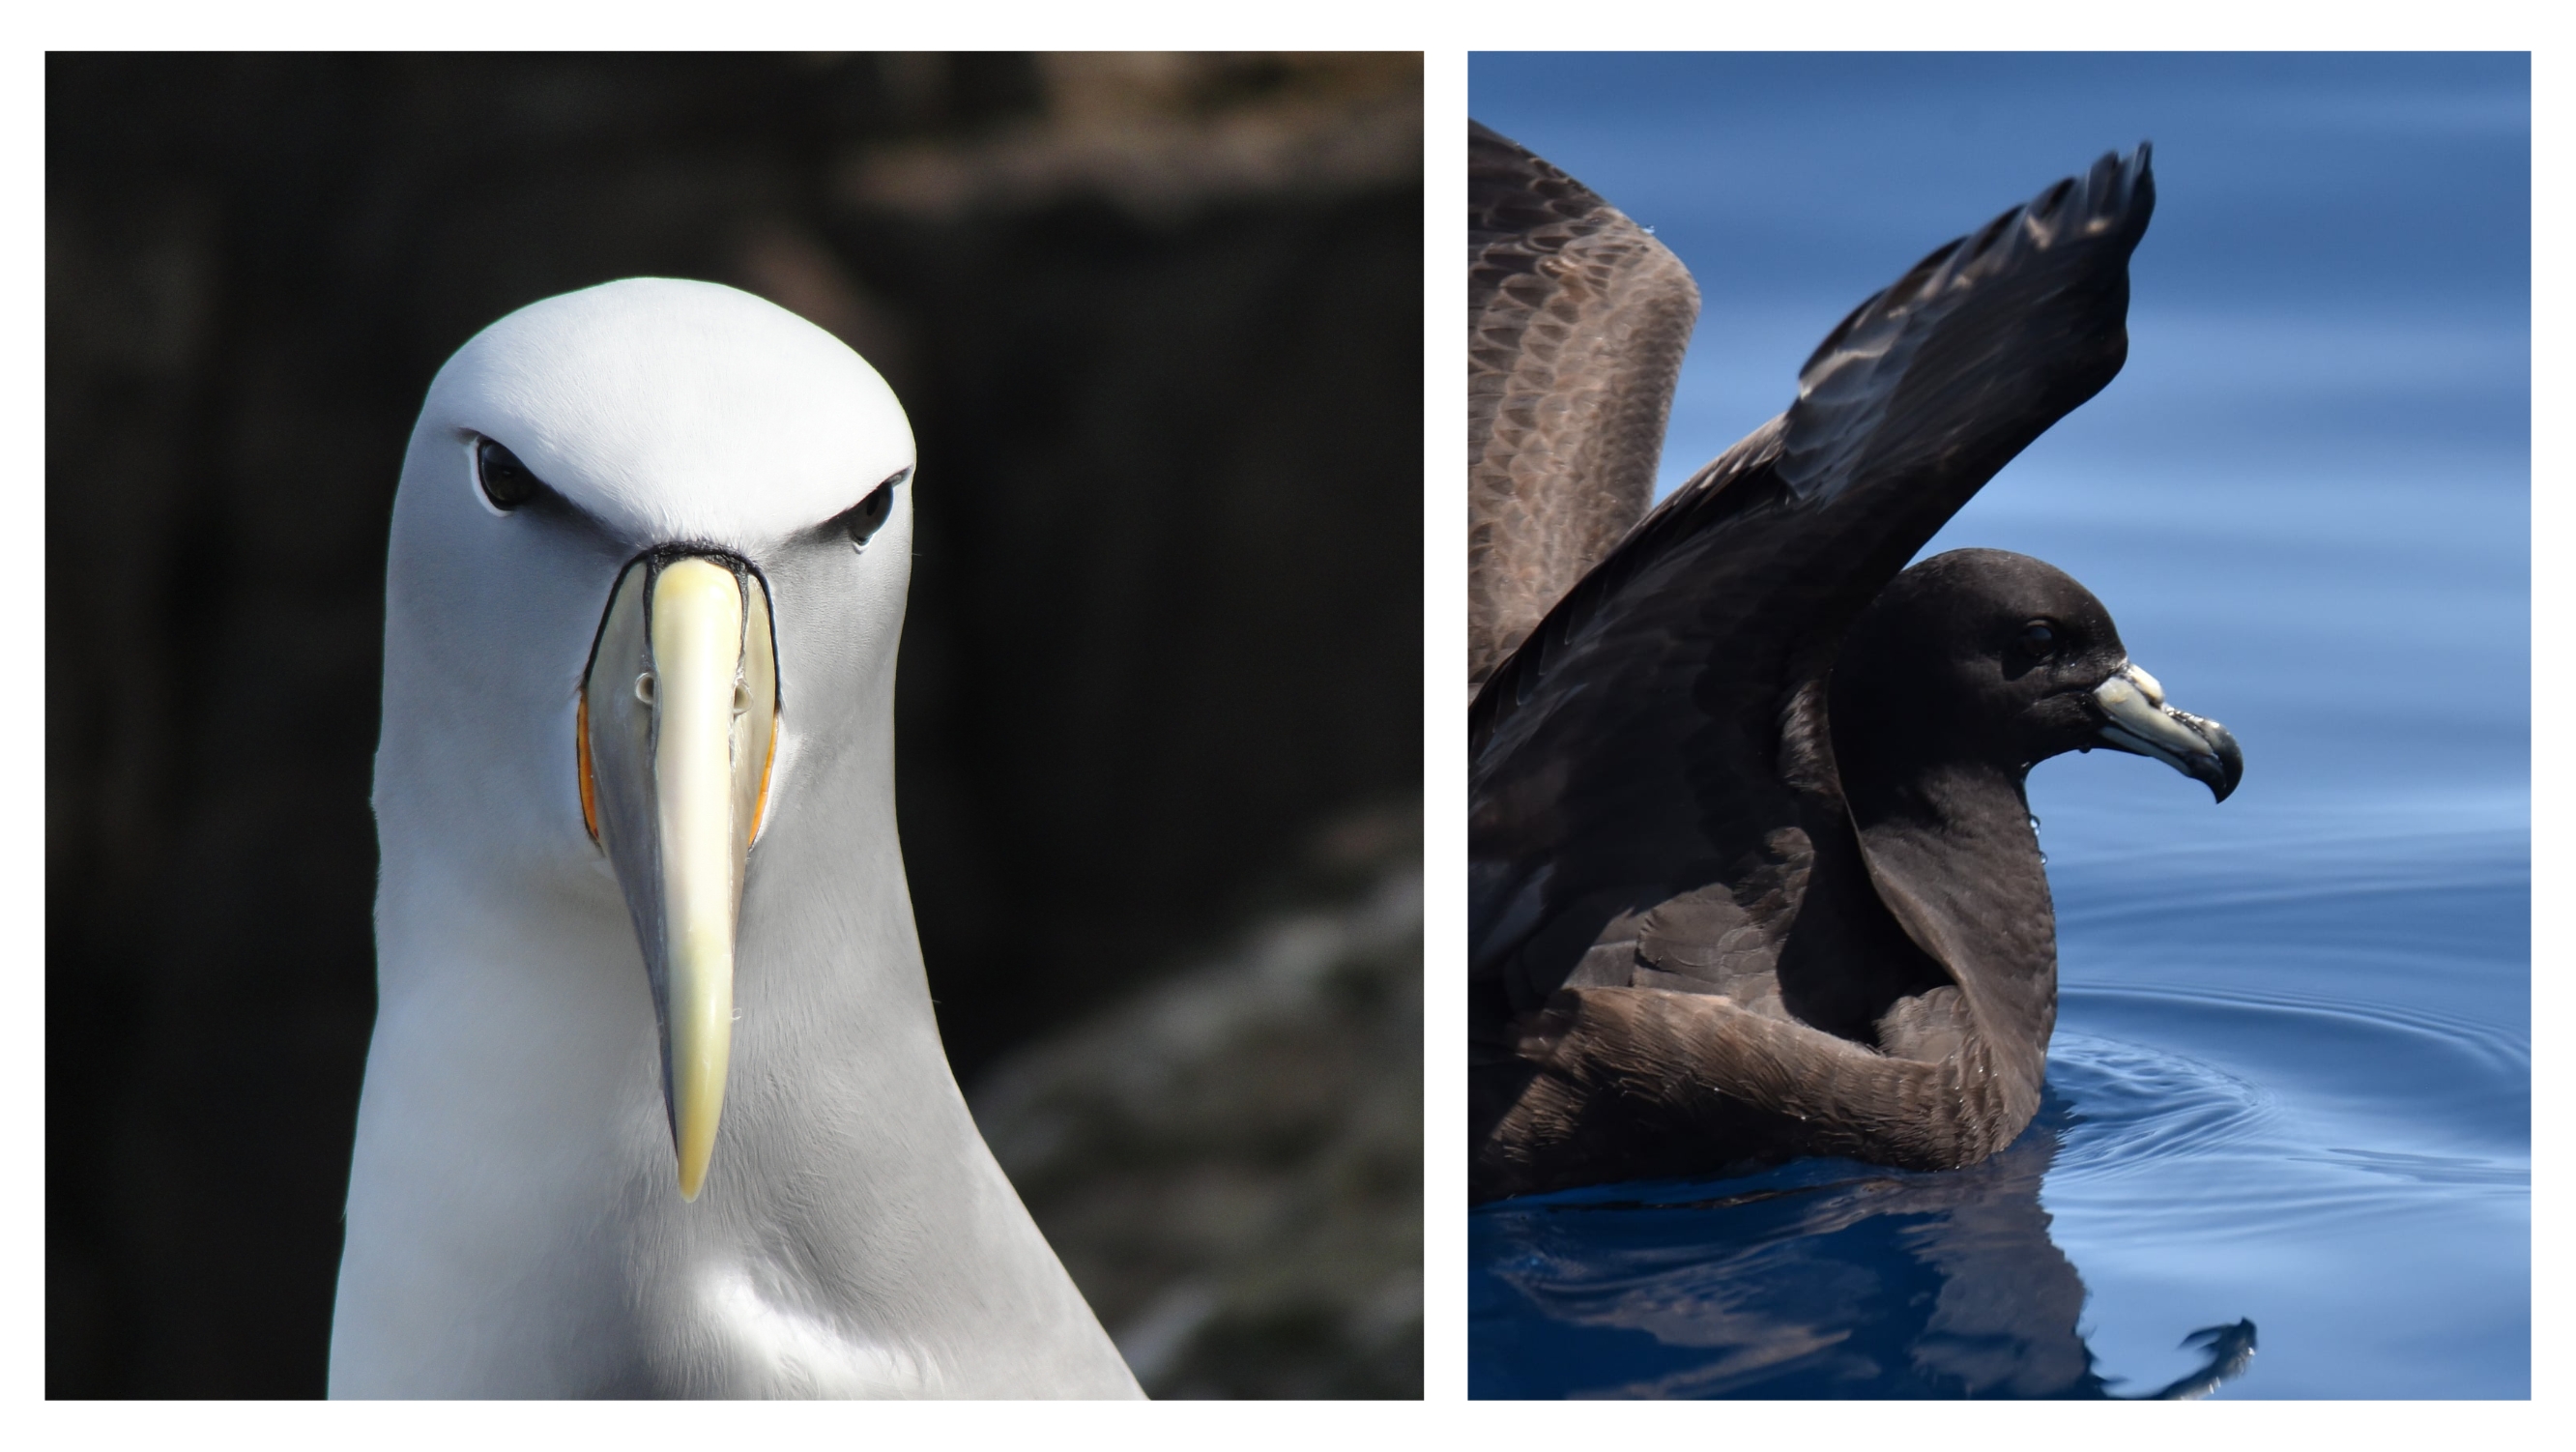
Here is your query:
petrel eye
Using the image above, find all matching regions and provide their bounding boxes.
[477,438,546,511]
[844,467,910,548]
[2015,621,2058,657]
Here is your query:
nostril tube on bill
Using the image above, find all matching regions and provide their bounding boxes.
[2127,662,2165,708]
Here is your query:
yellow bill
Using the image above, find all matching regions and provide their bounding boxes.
[579,553,780,1200]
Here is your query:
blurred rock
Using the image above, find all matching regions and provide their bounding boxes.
[842,53,1422,226]
[971,803,1423,1398]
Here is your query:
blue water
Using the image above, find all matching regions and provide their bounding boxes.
[1467,54,2530,1399]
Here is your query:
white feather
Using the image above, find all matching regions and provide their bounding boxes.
[332,279,1140,1399]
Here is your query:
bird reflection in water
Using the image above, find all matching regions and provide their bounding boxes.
[1469,1089,2255,1399]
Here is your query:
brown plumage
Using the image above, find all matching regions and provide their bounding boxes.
[1467,131,2240,1204]
[1468,121,1699,690]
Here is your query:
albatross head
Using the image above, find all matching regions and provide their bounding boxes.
[381,277,914,1201]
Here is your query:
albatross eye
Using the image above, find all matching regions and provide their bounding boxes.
[477,438,546,511]
[844,467,911,548]
[2014,621,2058,657]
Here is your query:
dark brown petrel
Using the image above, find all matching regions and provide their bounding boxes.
[1467,125,2243,1204]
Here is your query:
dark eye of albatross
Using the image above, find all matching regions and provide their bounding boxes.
[844,467,911,548]
[476,438,546,511]
[2014,621,2058,657]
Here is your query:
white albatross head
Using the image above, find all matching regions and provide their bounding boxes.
[382,277,915,1201]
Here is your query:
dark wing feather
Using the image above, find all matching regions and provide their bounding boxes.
[1469,145,2156,1035]
[1468,121,1700,689]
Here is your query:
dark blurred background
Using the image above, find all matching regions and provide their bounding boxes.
[47,52,1422,1398]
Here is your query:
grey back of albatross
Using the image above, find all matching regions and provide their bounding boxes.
[1465,135,2244,1203]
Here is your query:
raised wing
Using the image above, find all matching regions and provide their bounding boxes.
[1469,145,2156,1036]
[1468,121,1700,689]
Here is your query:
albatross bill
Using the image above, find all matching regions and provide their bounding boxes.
[579,553,781,1201]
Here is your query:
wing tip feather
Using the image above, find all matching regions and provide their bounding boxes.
[1798,142,2154,386]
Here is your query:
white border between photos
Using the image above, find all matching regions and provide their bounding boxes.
[8,1,2563,1440]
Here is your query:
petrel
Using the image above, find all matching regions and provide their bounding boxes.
[1467,126,2242,1203]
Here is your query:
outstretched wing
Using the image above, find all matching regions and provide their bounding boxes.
[1469,144,2156,1036]
[1468,121,1700,689]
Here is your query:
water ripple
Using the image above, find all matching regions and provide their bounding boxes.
[2043,1030,2274,1180]
[2044,986,2529,1217]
